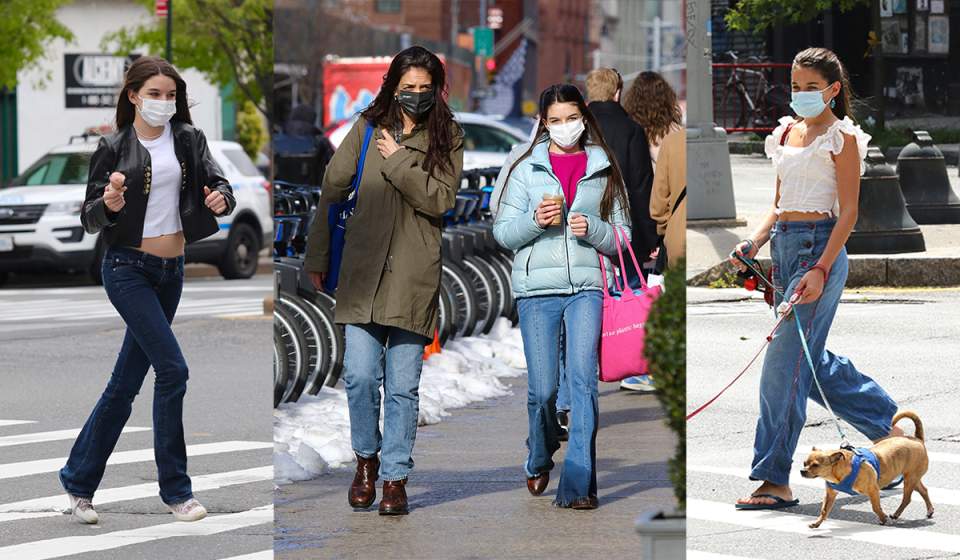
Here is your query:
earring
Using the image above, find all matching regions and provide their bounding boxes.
[830,99,836,109]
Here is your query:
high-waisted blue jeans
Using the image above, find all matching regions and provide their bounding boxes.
[343,323,428,481]
[517,290,602,505]
[750,219,898,485]
[60,246,193,506]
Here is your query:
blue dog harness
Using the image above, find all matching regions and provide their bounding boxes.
[827,448,880,496]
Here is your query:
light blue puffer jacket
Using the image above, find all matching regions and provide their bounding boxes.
[493,141,631,299]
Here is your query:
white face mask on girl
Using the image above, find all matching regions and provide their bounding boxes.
[547,118,585,149]
[135,93,177,127]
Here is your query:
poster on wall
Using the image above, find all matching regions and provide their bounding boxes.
[894,0,908,13]
[896,67,924,106]
[64,53,140,108]
[881,0,894,16]
[931,0,944,13]
[916,16,928,52]
[929,15,949,53]
[917,0,930,11]
[882,20,902,52]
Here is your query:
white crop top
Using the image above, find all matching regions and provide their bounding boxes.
[764,116,871,218]
[138,123,183,238]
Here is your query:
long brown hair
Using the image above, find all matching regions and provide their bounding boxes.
[622,72,683,146]
[116,56,192,130]
[359,46,459,177]
[499,84,631,225]
[792,47,855,122]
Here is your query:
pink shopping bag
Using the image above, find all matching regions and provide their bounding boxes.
[597,227,662,383]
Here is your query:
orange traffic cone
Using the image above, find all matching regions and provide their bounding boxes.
[423,328,441,359]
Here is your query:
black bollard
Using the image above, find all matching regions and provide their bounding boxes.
[897,131,960,223]
[847,147,926,254]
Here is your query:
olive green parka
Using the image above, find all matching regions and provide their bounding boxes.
[304,118,464,339]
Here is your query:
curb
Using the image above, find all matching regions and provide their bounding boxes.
[688,254,960,288]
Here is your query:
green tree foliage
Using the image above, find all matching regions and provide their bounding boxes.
[0,0,75,89]
[236,100,265,161]
[644,258,686,511]
[726,0,867,31]
[100,0,272,133]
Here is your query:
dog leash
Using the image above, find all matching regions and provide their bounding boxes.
[688,254,853,448]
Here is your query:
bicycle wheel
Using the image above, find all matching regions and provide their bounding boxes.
[487,250,517,318]
[475,250,511,321]
[297,289,345,390]
[438,273,455,346]
[441,260,478,339]
[713,82,744,131]
[274,303,309,404]
[274,322,288,408]
[460,255,496,336]
[277,293,325,400]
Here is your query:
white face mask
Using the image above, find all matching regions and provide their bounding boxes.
[547,118,585,149]
[135,92,177,127]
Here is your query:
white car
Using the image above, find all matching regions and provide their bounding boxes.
[325,112,528,170]
[0,137,273,285]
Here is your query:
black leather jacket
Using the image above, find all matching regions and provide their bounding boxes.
[81,120,236,246]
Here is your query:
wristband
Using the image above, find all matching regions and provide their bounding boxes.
[810,264,829,282]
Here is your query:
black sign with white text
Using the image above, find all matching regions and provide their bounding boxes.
[64,53,141,109]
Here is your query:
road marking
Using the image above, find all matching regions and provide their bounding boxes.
[0,285,268,297]
[218,552,274,560]
[0,427,150,448]
[688,552,754,560]
[0,420,37,427]
[0,504,273,560]
[689,499,960,553]
[0,466,272,523]
[0,441,271,480]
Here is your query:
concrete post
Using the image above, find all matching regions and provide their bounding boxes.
[685,0,737,221]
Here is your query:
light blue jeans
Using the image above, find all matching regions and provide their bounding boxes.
[750,219,898,485]
[517,290,602,505]
[343,323,427,481]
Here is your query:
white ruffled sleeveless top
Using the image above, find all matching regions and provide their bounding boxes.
[764,116,871,218]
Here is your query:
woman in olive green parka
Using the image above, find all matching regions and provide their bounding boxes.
[303,46,463,516]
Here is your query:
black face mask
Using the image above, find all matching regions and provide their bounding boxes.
[396,89,436,117]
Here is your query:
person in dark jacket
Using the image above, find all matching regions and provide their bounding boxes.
[280,103,335,183]
[585,68,657,291]
[63,56,234,525]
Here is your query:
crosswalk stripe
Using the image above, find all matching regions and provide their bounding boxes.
[0,466,272,523]
[689,499,960,553]
[688,552,754,560]
[0,504,273,560]
[0,420,37,427]
[0,427,150,448]
[0,441,271,480]
[218,552,273,560]
[0,286,267,297]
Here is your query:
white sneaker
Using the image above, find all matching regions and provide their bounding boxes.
[620,375,656,392]
[66,493,99,524]
[166,498,207,522]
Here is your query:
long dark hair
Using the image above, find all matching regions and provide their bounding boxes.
[499,84,631,224]
[116,56,192,130]
[792,47,854,122]
[359,46,459,177]
[622,72,683,146]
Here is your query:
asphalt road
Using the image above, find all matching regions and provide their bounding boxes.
[687,286,960,559]
[0,276,273,559]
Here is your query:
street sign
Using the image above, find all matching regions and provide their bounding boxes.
[474,28,494,57]
[471,88,497,100]
[487,8,503,30]
[156,0,168,17]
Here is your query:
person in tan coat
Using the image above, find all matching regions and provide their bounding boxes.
[649,127,686,268]
[303,46,463,516]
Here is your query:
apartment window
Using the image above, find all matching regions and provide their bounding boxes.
[376,0,401,13]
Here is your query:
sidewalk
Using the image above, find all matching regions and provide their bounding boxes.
[273,379,677,559]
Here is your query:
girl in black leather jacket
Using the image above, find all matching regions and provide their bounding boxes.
[60,56,235,524]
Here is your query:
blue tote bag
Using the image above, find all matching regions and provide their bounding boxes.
[322,122,374,292]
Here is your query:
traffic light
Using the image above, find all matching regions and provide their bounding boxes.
[485,58,497,85]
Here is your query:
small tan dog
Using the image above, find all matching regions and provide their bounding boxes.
[800,410,933,528]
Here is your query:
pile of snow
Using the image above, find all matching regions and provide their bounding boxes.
[274,317,526,484]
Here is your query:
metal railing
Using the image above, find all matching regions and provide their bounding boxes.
[713,63,793,133]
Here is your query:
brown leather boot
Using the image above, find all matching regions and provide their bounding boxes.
[347,454,379,509]
[378,480,409,515]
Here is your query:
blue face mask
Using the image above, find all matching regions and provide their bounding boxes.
[790,84,836,119]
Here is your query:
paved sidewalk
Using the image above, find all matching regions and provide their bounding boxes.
[273,379,677,559]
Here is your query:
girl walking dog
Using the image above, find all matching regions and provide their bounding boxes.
[730,47,902,510]
[62,56,235,523]
[494,84,632,509]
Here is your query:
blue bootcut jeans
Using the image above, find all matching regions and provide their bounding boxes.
[750,218,898,486]
[343,323,428,481]
[60,246,193,506]
[517,290,602,506]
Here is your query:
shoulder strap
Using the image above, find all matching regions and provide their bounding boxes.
[780,122,797,147]
[350,122,375,196]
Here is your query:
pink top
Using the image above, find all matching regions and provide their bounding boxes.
[549,150,588,207]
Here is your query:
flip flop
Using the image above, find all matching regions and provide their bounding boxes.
[735,494,800,510]
[882,476,903,490]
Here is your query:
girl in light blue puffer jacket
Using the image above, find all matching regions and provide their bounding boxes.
[493,84,632,509]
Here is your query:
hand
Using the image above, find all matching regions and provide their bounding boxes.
[569,213,588,237]
[794,269,825,304]
[649,247,660,260]
[377,129,403,159]
[204,186,227,215]
[103,172,127,212]
[730,239,759,272]
[307,270,327,292]
[535,200,561,228]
